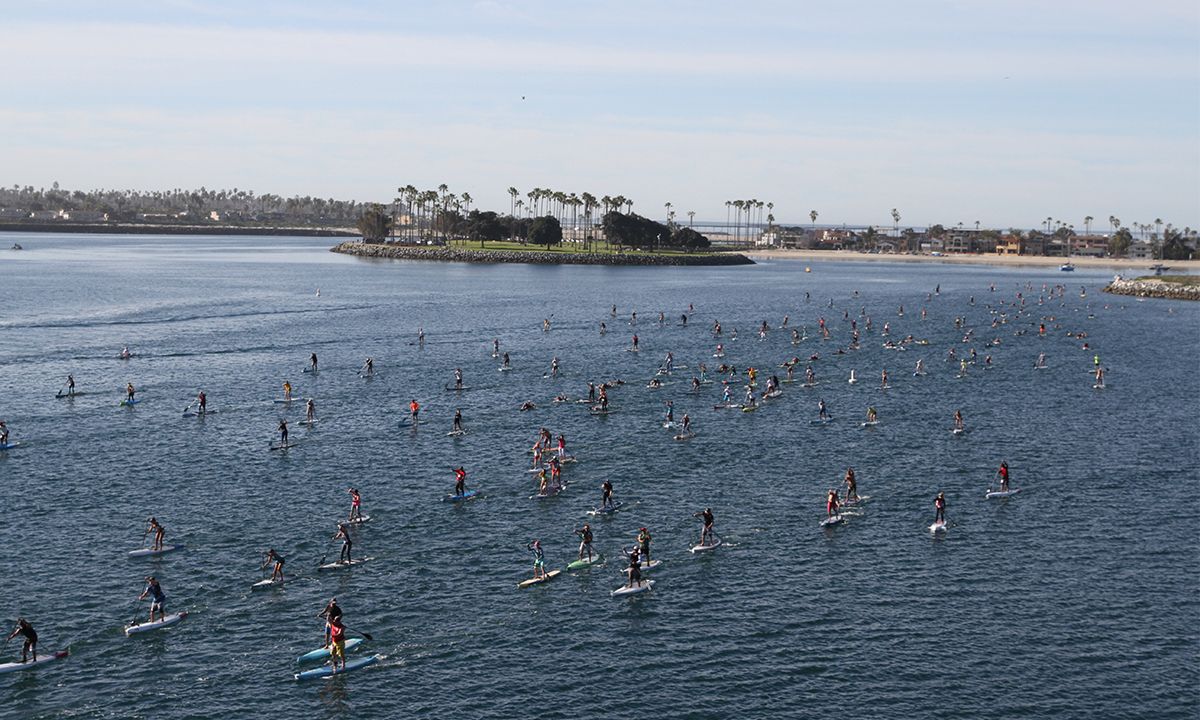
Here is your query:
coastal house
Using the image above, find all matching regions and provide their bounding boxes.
[1069,234,1109,257]
[995,235,1022,255]
[1022,234,1046,256]
[1128,241,1154,260]
[944,233,973,254]
[29,209,64,221]
[0,207,28,220]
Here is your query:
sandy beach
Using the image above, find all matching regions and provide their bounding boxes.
[743,249,1199,272]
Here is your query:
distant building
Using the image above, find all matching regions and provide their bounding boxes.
[30,209,64,221]
[1128,242,1154,260]
[995,235,1022,255]
[0,208,28,220]
[209,210,222,222]
[64,210,109,222]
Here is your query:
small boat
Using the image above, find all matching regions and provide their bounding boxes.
[11,243,22,251]
[1059,262,1075,272]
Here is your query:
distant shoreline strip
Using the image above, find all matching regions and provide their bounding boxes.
[330,242,755,267]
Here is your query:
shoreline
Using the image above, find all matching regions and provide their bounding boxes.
[331,241,755,267]
[743,248,1199,271]
[0,222,358,237]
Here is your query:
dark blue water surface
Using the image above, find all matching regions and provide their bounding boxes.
[0,234,1196,719]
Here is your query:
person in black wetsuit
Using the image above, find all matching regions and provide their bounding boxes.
[332,523,352,564]
[6,619,37,663]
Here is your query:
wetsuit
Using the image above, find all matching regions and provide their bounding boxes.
[453,411,463,432]
[935,495,946,522]
[335,525,352,563]
[601,480,613,509]
[279,420,288,445]
[8,622,37,663]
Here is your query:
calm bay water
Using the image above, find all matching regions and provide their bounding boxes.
[0,234,1197,719]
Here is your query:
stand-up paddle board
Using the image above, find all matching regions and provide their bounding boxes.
[611,579,654,597]
[929,520,947,533]
[251,577,287,590]
[125,611,188,636]
[318,557,374,571]
[588,502,623,516]
[294,654,379,681]
[128,545,182,558]
[0,650,69,674]
[444,490,478,503]
[518,569,561,588]
[296,638,365,664]
[985,488,1022,499]
[690,539,722,553]
[566,554,604,570]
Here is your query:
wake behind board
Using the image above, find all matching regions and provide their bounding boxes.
[518,569,561,588]
[0,650,69,674]
[447,429,467,437]
[125,611,188,636]
[318,557,375,571]
[294,654,380,681]
[860,420,879,427]
[611,579,654,597]
[128,544,182,558]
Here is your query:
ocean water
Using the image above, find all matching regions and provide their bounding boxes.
[0,234,1196,719]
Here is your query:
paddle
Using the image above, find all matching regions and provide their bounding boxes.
[342,626,374,642]
[182,400,194,415]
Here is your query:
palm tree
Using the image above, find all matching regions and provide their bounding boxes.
[974,220,980,232]
[725,201,732,243]
[891,208,901,234]
[1084,215,1093,235]
[665,201,673,226]
[1045,217,1053,234]
[810,210,818,228]
[1154,218,1163,239]
[767,202,774,234]
[687,210,695,227]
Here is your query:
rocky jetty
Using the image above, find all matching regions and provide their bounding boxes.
[1104,276,1200,301]
[330,241,755,267]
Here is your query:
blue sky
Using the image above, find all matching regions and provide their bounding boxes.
[1,0,1196,229]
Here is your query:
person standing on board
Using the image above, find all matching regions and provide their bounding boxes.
[282,381,292,401]
[694,508,716,546]
[348,488,363,521]
[409,399,420,424]
[953,410,964,432]
[277,419,289,447]
[66,375,76,397]
[826,488,841,519]
[844,468,858,501]
[997,462,1010,493]
[526,539,547,580]
[6,619,37,663]
[146,517,166,551]
[319,597,342,644]
[125,382,136,404]
[575,524,595,562]
[332,523,352,564]
[139,576,167,624]
[636,527,653,563]
[309,353,318,372]
[263,548,285,583]
[453,466,467,497]
[305,399,316,424]
[197,390,207,415]
[934,492,947,524]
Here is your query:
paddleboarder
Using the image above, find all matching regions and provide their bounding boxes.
[332,523,352,564]
[934,492,947,524]
[139,576,166,624]
[6,619,37,663]
[263,548,285,582]
[145,517,166,552]
[526,539,547,580]
[575,524,595,561]
[694,508,716,547]
[348,488,363,521]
